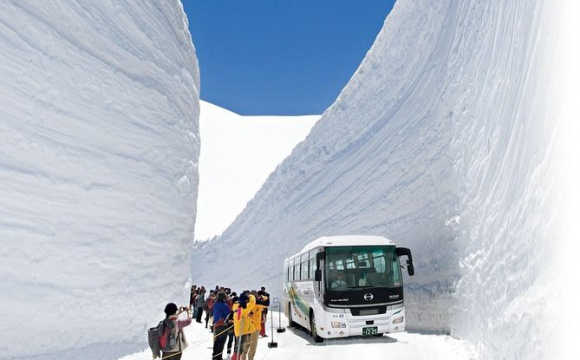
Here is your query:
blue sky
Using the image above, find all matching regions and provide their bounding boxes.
[183,0,396,115]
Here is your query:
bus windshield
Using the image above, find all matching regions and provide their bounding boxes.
[325,246,403,291]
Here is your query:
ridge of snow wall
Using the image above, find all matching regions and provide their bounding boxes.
[0,1,199,358]
[192,0,577,358]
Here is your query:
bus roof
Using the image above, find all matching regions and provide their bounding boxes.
[299,235,396,254]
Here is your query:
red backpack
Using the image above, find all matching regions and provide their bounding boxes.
[159,320,178,351]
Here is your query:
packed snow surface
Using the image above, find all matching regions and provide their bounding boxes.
[192,0,579,358]
[0,1,200,358]
[120,313,478,360]
[195,101,318,240]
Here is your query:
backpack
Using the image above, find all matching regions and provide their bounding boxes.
[148,319,178,358]
[147,321,165,359]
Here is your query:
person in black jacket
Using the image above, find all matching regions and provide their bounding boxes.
[226,292,238,356]
[258,287,270,337]
[189,285,197,313]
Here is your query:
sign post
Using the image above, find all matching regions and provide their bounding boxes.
[275,297,286,333]
[268,298,280,348]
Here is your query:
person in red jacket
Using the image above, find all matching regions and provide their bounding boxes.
[205,291,216,329]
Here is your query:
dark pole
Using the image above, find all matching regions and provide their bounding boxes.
[268,300,279,348]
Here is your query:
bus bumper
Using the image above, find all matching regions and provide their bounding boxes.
[319,308,406,338]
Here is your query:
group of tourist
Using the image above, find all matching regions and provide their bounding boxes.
[159,284,271,360]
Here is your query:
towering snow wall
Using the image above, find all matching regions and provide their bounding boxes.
[195,101,318,241]
[0,1,199,358]
[193,0,578,358]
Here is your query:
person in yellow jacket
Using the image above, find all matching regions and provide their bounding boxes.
[245,290,268,360]
[231,292,255,360]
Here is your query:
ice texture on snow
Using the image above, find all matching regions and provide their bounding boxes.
[0,1,199,358]
[192,0,578,358]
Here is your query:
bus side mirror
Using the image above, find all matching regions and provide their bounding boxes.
[396,247,415,277]
[315,252,325,281]
[407,262,415,276]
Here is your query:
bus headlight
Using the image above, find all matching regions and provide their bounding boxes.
[331,322,347,328]
[392,316,404,324]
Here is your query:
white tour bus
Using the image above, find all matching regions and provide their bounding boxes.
[283,235,414,342]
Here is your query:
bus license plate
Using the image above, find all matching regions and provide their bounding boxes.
[362,326,378,336]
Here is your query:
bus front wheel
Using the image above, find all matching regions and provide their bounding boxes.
[309,311,324,343]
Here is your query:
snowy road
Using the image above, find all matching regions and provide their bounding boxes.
[121,312,477,360]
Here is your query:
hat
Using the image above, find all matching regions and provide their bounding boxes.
[164,303,178,316]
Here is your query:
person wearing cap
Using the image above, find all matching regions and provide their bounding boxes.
[160,303,192,360]
[231,291,255,360]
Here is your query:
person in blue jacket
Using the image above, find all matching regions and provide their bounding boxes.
[212,292,231,360]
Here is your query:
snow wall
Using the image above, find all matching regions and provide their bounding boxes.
[0,1,199,359]
[193,0,579,358]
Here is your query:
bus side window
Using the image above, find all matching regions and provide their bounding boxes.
[294,257,299,280]
[309,250,317,279]
[297,262,301,280]
[301,261,308,279]
[392,260,401,285]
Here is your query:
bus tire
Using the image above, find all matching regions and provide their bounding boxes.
[309,310,324,343]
